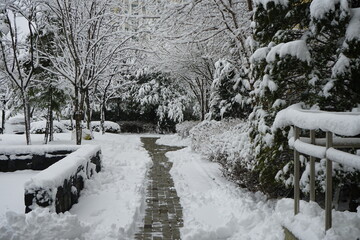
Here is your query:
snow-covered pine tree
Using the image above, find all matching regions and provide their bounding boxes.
[207,59,250,120]
[250,0,360,197]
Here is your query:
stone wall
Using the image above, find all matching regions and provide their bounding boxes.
[24,146,101,213]
[0,150,74,172]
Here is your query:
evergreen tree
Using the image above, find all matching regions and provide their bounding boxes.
[250,0,360,197]
[207,59,250,120]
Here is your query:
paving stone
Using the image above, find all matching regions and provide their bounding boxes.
[135,137,184,240]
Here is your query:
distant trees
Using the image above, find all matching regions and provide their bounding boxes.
[145,0,253,120]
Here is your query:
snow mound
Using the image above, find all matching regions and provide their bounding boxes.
[0,208,89,240]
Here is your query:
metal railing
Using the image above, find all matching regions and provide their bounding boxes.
[290,127,360,231]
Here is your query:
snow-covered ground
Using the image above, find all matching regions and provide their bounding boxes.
[1,125,360,239]
[161,134,360,240]
[0,132,153,240]
[0,170,40,216]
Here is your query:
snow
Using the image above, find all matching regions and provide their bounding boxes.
[310,0,349,20]
[346,7,360,41]
[30,120,68,134]
[273,104,360,136]
[332,54,350,77]
[266,40,311,64]
[0,133,152,239]
[254,0,289,9]
[0,208,90,240]
[166,147,284,239]
[250,47,269,63]
[326,148,360,170]
[155,134,191,147]
[1,131,360,239]
[290,138,327,159]
[0,170,39,216]
[165,141,360,240]
[24,145,100,190]
[276,198,360,240]
[0,145,79,156]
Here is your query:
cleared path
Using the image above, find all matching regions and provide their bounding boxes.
[135,137,184,240]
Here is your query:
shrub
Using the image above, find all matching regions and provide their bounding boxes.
[91,121,120,133]
[175,121,199,138]
[30,121,67,134]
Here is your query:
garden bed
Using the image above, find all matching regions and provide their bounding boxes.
[0,145,102,213]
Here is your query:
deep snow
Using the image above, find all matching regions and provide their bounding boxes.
[0,132,152,240]
[0,129,360,239]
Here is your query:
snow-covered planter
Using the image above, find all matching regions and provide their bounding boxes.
[0,145,78,172]
[30,121,68,134]
[91,121,121,133]
[24,145,102,213]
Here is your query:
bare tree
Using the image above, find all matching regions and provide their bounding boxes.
[0,0,39,144]
[39,0,137,144]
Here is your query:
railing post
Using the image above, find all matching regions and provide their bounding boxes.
[294,126,300,215]
[325,131,333,231]
[310,130,316,202]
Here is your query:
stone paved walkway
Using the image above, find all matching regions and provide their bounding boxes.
[135,137,184,240]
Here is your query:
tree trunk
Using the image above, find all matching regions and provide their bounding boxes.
[22,91,31,145]
[74,86,82,145]
[49,88,54,142]
[247,0,253,11]
[49,108,54,142]
[44,105,51,144]
[100,97,106,135]
[1,100,5,134]
[85,88,92,131]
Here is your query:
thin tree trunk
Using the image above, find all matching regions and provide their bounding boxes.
[100,97,106,135]
[44,105,51,144]
[49,88,54,142]
[22,91,31,145]
[74,86,82,145]
[1,100,5,134]
[85,88,92,131]
[49,108,54,142]
[247,0,253,11]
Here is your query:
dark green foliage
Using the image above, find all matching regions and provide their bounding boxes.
[250,0,360,199]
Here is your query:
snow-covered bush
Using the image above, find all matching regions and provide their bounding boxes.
[189,119,259,190]
[175,121,199,138]
[30,121,68,134]
[91,121,120,133]
[60,120,76,130]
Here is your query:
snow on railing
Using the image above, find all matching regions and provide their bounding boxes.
[273,104,360,232]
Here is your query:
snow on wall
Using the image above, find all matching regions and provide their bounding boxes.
[266,40,311,64]
[273,104,360,136]
[24,145,100,190]
[0,145,79,156]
